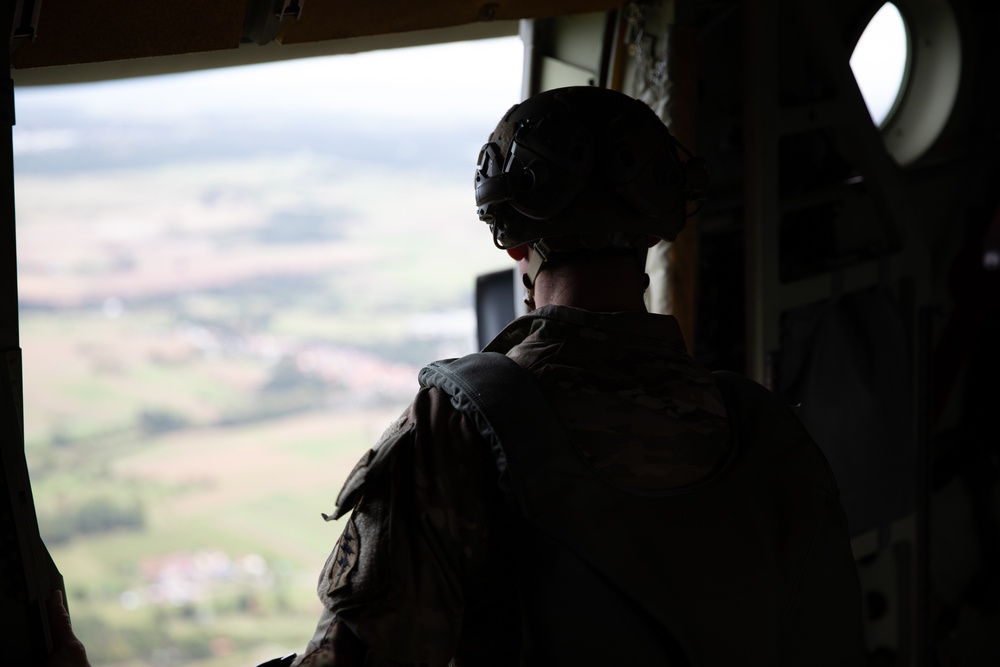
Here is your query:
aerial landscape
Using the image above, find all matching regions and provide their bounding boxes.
[14,37,521,666]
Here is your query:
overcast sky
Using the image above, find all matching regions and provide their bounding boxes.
[14,36,524,138]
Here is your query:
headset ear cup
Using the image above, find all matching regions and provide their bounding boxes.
[506,114,594,220]
[475,142,509,211]
[491,210,526,248]
[513,158,581,220]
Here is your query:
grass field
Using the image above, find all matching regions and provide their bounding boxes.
[13,59,518,661]
[15,155,507,665]
[36,402,403,666]
[19,283,416,666]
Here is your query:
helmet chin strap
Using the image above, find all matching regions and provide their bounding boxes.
[525,242,550,286]
[521,242,551,312]
[521,278,536,312]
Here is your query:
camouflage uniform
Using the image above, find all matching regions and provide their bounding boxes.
[294,305,734,666]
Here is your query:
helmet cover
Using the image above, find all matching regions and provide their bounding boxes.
[475,86,707,251]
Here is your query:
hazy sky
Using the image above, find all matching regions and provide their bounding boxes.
[14,36,524,144]
[12,36,525,344]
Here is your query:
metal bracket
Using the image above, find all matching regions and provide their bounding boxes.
[243,0,305,46]
[9,0,42,68]
[10,0,42,42]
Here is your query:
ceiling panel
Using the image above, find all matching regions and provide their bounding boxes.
[278,0,624,44]
[12,0,248,69]
[10,0,623,71]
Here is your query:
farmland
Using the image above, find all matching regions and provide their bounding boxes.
[14,39,518,666]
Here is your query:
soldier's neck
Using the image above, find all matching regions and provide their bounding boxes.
[533,261,649,313]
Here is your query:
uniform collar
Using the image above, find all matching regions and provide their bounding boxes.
[483,305,687,354]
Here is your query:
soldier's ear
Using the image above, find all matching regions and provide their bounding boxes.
[506,244,529,262]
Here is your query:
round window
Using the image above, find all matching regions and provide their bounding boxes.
[852,0,962,165]
[850,3,909,128]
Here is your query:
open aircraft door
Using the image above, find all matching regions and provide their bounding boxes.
[6,0,1000,663]
[2,2,621,664]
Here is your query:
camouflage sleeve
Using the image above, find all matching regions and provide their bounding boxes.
[291,606,367,667]
[302,386,496,666]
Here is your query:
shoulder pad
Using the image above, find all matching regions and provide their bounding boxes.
[323,413,415,521]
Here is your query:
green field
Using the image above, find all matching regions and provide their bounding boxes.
[20,292,418,665]
[16,153,509,665]
[29,356,404,665]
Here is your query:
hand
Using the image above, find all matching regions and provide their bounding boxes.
[44,590,92,667]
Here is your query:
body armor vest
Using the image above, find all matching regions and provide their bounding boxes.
[418,352,863,666]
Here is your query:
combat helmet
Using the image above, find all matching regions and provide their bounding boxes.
[474,86,707,275]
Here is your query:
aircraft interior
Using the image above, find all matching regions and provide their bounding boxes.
[3,0,1000,664]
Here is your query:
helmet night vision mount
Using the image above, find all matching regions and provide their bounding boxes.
[475,86,708,255]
